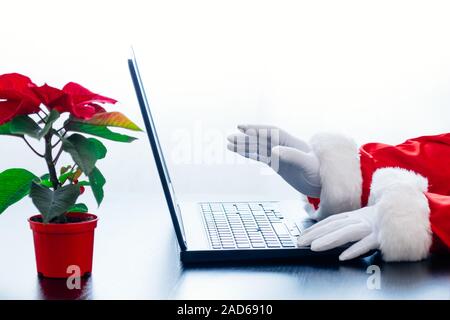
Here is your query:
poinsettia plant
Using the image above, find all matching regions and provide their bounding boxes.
[0,73,141,223]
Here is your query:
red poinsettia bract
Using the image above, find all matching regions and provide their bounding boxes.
[0,72,117,124]
[32,82,117,120]
[0,73,41,125]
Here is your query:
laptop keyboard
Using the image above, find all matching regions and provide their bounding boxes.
[201,202,298,250]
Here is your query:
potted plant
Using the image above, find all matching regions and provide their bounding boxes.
[0,73,141,278]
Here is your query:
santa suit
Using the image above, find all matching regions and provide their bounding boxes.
[305,133,450,261]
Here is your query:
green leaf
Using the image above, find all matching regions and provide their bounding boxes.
[39,174,52,187]
[60,165,71,175]
[88,167,106,206]
[29,182,80,223]
[58,168,86,185]
[0,121,16,136]
[65,121,137,143]
[0,169,38,214]
[40,173,50,180]
[89,138,107,160]
[78,180,90,186]
[37,110,60,139]
[39,179,53,188]
[58,172,72,184]
[67,203,89,213]
[62,134,107,175]
[77,112,142,131]
[70,168,82,182]
[9,116,41,139]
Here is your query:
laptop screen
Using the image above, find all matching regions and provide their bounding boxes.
[128,51,187,251]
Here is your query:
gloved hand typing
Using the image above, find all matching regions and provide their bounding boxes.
[227,125,322,198]
[297,206,379,260]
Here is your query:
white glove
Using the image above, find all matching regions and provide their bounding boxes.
[227,125,321,198]
[297,206,379,261]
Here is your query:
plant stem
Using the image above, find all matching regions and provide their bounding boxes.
[55,214,67,224]
[51,130,68,149]
[22,137,44,157]
[53,146,64,165]
[52,138,62,149]
[44,132,59,190]
[36,112,46,124]
[40,108,48,117]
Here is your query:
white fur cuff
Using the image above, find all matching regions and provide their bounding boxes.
[309,133,362,220]
[370,168,432,261]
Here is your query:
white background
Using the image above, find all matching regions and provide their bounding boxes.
[1,0,450,299]
[1,0,450,218]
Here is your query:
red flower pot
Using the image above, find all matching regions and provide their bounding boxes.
[28,212,98,279]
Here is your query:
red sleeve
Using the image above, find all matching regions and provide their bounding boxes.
[360,133,450,206]
[306,196,320,210]
[425,192,450,255]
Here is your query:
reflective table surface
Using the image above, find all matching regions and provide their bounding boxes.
[1,193,450,300]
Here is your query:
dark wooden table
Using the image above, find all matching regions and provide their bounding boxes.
[1,191,450,300]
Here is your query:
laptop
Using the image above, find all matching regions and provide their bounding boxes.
[128,52,351,263]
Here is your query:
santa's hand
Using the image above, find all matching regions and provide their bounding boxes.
[297,206,379,261]
[227,125,321,197]
[227,124,311,157]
